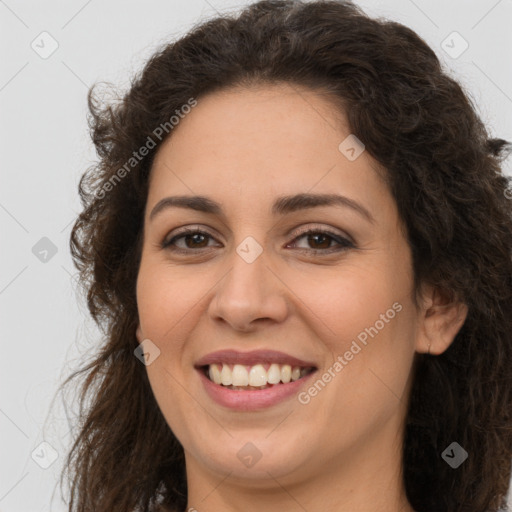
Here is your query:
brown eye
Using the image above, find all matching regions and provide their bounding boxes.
[162,229,218,252]
[288,229,354,254]
[162,227,354,255]
[180,232,210,249]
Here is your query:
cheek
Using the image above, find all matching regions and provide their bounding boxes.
[292,259,407,343]
[135,267,192,384]
[294,253,416,396]
[136,262,203,339]
[135,264,200,435]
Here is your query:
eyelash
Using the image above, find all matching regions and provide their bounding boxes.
[161,226,354,255]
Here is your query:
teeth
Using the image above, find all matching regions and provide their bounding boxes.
[267,363,281,384]
[206,363,312,387]
[248,364,267,386]
[209,364,222,384]
[220,364,232,386]
[281,364,292,383]
[232,364,249,386]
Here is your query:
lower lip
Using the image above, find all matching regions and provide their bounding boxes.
[196,368,317,411]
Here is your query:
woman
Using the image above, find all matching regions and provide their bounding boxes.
[60,1,512,511]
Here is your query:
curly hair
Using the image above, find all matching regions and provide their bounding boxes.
[59,1,512,511]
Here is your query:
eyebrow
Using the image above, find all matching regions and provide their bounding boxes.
[149,193,375,224]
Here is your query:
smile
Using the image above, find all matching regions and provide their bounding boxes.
[194,349,319,410]
[202,363,316,390]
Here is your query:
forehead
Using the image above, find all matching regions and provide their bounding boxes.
[155,83,344,157]
[147,83,391,222]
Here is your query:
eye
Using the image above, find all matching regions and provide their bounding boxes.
[162,228,220,252]
[287,227,354,254]
[161,226,354,255]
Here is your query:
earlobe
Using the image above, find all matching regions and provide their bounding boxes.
[416,286,468,356]
[136,324,143,343]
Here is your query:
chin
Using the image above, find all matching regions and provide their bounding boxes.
[188,430,313,482]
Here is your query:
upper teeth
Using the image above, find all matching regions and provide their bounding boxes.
[208,363,309,387]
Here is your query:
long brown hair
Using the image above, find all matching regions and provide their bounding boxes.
[59,1,512,511]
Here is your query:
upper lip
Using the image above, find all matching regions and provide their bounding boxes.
[195,349,318,368]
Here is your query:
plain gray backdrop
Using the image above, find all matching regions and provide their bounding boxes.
[1,0,512,510]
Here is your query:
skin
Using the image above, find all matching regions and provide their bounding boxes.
[135,83,468,512]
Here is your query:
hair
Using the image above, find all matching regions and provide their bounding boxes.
[59,1,512,511]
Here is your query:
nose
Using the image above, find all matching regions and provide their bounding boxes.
[208,243,289,332]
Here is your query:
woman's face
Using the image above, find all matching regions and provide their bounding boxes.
[136,83,424,488]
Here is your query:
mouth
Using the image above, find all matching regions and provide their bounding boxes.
[199,363,317,390]
[194,349,319,408]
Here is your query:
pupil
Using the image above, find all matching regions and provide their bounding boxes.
[309,234,329,249]
[188,233,207,248]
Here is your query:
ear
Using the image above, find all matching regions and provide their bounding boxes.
[136,324,143,344]
[415,285,468,355]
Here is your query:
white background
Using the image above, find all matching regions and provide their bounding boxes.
[1,0,511,510]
